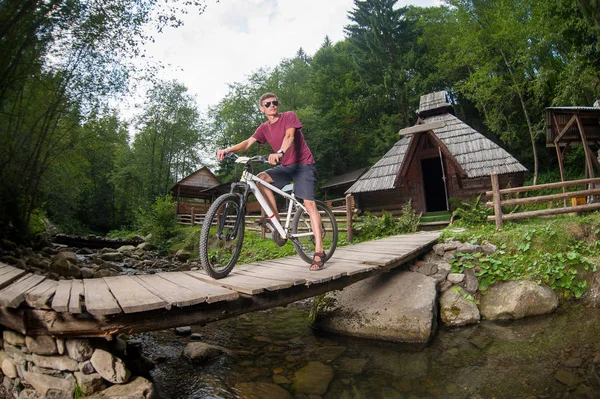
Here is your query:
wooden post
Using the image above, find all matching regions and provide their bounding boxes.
[345,194,353,242]
[190,207,195,227]
[490,173,503,229]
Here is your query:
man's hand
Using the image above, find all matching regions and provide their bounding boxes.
[268,152,283,165]
[217,149,228,162]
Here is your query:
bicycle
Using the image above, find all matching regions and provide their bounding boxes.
[199,153,338,279]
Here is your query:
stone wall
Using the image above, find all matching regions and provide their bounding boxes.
[0,328,157,399]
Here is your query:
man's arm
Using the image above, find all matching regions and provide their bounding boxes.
[217,137,257,161]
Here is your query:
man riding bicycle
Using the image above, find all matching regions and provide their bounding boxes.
[217,93,326,271]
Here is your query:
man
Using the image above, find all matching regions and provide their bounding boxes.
[217,93,325,271]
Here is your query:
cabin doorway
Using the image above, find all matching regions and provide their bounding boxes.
[421,157,448,212]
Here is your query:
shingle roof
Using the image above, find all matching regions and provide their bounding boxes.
[321,168,367,189]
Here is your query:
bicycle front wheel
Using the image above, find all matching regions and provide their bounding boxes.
[291,200,338,264]
[199,194,245,279]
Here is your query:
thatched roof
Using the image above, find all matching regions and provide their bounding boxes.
[347,98,528,194]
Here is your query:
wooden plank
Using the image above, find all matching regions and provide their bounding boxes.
[68,280,84,314]
[269,256,374,280]
[103,276,167,314]
[25,279,57,309]
[0,266,27,290]
[185,270,293,295]
[157,272,239,303]
[0,274,46,308]
[83,278,122,316]
[132,274,208,308]
[52,280,72,312]
[223,263,307,286]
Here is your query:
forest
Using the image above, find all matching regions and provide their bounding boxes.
[0,0,599,241]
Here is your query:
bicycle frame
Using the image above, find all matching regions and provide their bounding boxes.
[230,158,312,240]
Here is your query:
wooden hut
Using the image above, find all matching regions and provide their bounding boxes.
[320,168,367,200]
[171,167,224,216]
[346,91,528,215]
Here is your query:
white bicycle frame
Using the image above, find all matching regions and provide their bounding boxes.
[236,157,313,240]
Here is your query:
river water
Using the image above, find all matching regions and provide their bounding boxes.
[134,301,600,399]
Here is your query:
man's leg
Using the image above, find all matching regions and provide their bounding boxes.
[257,172,279,221]
[303,199,324,268]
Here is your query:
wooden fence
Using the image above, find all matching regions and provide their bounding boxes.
[177,194,358,241]
[486,173,600,228]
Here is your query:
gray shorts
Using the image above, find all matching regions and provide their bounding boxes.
[265,163,317,200]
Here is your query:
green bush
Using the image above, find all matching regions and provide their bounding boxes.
[451,195,491,227]
[354,201,419,240]
[135,194,178,251]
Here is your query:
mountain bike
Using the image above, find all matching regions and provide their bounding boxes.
[199,154,338,279]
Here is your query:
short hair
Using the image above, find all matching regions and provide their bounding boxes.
[259,92,278,106]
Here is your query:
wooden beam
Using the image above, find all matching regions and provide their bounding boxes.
[398,120,446,136]
[485,177,600,197]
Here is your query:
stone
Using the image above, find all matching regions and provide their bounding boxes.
[31,354,78,371]
[4,330,26,346]
[175,249,190,261]
[94,268,119,278]
[480,280,559,320]
[174,326,192,336]
[447,273,465,284]
[56,338,65,355]
[65,339,93,362]
[337,357,368,375]
[49,257,81,278]
[74,371,107,395]
[80,267,96,278]
[137,242,154,251]
[85,376,157,399]
[463,268,479,294]
[90,349,131,384]
[183,342,225,363]
[555,369,580,386]
[456,242,482,254]
[233,382,292,399]
[79,360,95,374]
[313,270,438,343]
[583,270,600,308]
[117,245,137,252]
[481,242,497,255]
[18,389,43,399]
[22,371,76,399]
[25,336,57,355]
[439,286,480,327]
[292,361,333,395]
[100,252,123,262]
[2,358,18,378]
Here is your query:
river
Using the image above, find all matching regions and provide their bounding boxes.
[133,300,600,398]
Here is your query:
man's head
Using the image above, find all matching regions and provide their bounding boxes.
[259,92,279,118]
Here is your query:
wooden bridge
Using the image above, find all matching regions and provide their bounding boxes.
[0,231,440,338]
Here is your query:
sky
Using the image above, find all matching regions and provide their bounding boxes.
[126,0,442,116]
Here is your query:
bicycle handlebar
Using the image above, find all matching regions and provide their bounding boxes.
[223,153,269,164]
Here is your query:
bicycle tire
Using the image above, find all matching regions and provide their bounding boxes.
[291,200,338,264]
[199,193,245,279]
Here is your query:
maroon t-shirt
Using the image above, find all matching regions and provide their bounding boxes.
[252,111,314,166]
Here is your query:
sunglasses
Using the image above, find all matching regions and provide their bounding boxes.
[263,100,279,108]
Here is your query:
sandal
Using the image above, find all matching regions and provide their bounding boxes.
[310,251,326,271]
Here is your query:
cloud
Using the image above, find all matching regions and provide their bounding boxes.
[126,0,441,115]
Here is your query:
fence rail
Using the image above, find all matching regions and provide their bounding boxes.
[486,173,600,228]
[177,194,358,241]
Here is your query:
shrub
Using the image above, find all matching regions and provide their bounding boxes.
[354,201,419,240]
[136,194,178,250]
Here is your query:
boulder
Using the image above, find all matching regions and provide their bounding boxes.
[65,339,94,361]
[175,249,190,261]
[31,354,78,371]
[22,372,76,399]
[74,371,106,395]
[439,286,480,326]
[90,349,131,384]
[25,336,57,355]
[292,361,333,395]
[480,280,558,320]
[313,270,438,343]
[183,342,226,363]
[85,376,157,399]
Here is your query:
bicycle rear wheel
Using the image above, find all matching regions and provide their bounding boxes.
[291,200,338,264]
[199,194,245,279]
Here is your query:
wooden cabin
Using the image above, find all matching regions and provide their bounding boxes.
[346,91,528,215]
[171,167,223,215]
[321,168,366,200]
